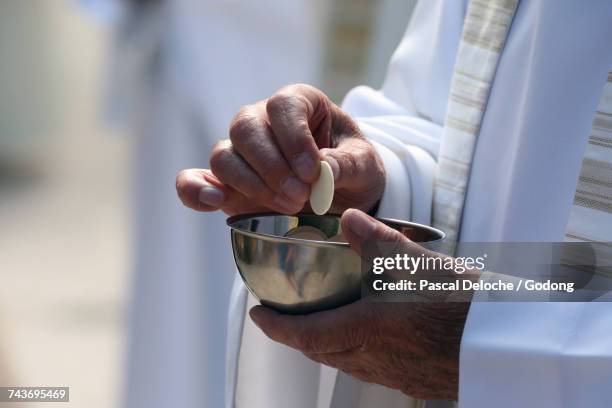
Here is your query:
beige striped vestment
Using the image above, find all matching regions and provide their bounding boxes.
[433,0,612,248]
[432,0,520,241]
[566,72,612,243]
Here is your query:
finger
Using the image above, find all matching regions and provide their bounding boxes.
[306,350,377,385]
[266,84,332,183]
[340,208,417,261]
[176,168,228,211]
[320,137,384,192]
[306,350,376,387]
[229,104,309,204]
[303,349,364,373]
[210,140,302,214]
[175,169,268,215]
[341,209,449,286]
[249,302,372,354]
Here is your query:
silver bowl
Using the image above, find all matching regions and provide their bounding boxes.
[227,213,445,314]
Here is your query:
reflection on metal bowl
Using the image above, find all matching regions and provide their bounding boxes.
[227,213,445,314]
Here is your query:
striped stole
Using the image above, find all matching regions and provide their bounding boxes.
[562,72,612,280]
[433,0,612,248]
[566,72,612,243]
[432,0,519,241]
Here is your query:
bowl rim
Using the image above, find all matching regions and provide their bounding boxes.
[226,212,446,247]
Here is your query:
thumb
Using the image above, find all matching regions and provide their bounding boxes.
[320,137,383,191]
[340,209,413,263]
[342,209,462,302]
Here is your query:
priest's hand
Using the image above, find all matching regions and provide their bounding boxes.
[175,84,385,215]
[249,209,474,401]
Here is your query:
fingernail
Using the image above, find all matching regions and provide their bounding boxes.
[294,152,316,181]
[198,185,224,207]
[345,209,377,239]
[281,176,309,202]
[323,155,340,181]
[274,195,302,214]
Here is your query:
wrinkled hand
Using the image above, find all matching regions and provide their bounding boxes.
[250,209,475,400]
[175,84,385,215]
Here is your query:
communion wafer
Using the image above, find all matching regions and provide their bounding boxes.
[309,161,334,215]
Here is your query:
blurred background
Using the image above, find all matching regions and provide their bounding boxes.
[0,1,415,407]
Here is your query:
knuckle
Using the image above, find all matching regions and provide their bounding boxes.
[351,141,375,167]
[209,141,233,172]
[266,92,295,118]
[336,149,359,179]
[229,108,264,142]
[374,159,386,184]
[285,83,316,97]
[232,105,257,122]
[359,140,385,182]
[345,152,360,176]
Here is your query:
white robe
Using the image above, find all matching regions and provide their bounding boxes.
[230,0,612,406]
[92,1,326,408]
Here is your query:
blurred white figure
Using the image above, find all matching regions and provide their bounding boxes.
[83,1,326,407]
